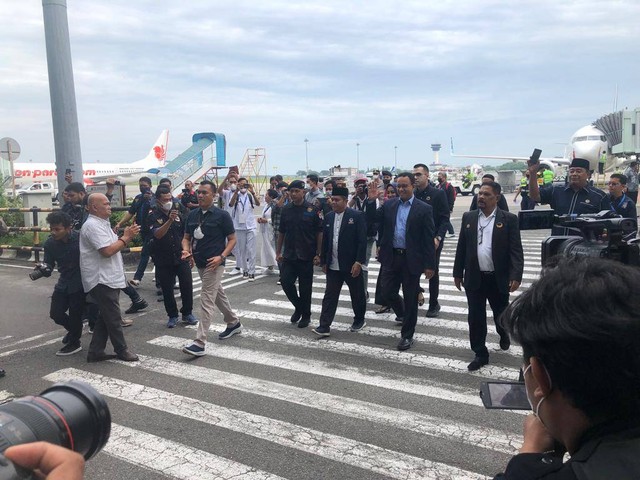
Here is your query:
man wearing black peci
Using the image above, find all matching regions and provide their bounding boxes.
[312,187,367,337]
[276,180,323,329]
[375,172,436,351]
[412,163,450,317]
[453,182,523,371]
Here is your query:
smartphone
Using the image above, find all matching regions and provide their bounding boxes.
[65,168,72,174]
[528,148,542,166]
[518,209,555,230]
[479,381,530,410]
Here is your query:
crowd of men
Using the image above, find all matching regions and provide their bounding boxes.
[15,156,640,478]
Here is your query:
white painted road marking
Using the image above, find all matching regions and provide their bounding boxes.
[45,369,489,480]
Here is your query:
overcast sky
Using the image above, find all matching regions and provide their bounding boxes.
[2,0,640,174]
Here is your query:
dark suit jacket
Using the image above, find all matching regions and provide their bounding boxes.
[415,185,450,239]
[321,208,367,272]
[453,209,524,294]
[376,197,436,275]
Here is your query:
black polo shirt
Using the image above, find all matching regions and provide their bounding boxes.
[43,230,83,294]
[609,193,637,219]
[279,201,323,261]
[539,184,611,235]
[185,207,235,268]
[147,206,187,266]
[60,203,87,231]
[181,191,198,211]
[128,192,155,235]
[415,184,450,239]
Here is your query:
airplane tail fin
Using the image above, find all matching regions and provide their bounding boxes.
[450,137,455,155]
[132,130,169,168]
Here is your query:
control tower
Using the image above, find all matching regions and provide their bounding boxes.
[430,143,442,165]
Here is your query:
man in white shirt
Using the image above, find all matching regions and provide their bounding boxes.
[312,187,367,336]
[228,177,259,281]
[453,183,524,371]
[80,193,140,362]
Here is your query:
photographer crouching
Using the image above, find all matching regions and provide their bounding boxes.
[493,257,640,479]
[38,211,85,356]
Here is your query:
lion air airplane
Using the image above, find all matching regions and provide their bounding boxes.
[450,124,608,174]
[13,130,169,184]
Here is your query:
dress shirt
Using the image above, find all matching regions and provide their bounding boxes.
[80,215,126,292]
[329,211,344,271]
[232,192,257,230]
[477,208,497,272]
[393,195,414,248]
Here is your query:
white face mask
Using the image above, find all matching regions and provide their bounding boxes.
[523,363,551,421]
[162,201,173,211]
[239,187,248,194]
[229,183,237,191]
[372,174,379,180]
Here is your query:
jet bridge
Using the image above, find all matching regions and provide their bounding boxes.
[156,132,226,196]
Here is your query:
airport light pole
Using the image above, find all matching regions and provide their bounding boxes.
[394,146,397,169]
[356,143,360,172]
[304,138,309,174]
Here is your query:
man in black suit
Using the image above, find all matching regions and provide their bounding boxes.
[413,163,450,317]
[312,187,367,336]
[453,182,524,371]
[469,174,510,211]
[376,172,436,351]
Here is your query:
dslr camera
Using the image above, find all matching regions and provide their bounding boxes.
[0,381,110,479]
[29,263,52,281]
[519,209,639,266]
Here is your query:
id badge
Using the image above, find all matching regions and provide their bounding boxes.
[193,226,204,240]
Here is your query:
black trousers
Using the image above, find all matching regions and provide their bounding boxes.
[628,190,638,204]
[427,240,444,309]
[319,268,366,328]
[380,252,421,339]
[88,284,129,356]
[280,259,314,320]
[156,262,193,318]
[465,272,509,359]
[49,290,85,344]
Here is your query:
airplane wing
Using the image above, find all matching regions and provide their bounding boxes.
[450,138,569,164]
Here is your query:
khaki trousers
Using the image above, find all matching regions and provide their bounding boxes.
[196,265,238,346]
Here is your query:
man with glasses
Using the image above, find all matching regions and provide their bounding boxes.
[453,182,523,371]
[608,174,637,219]
[181,181,241,357]
[528,158,610,235]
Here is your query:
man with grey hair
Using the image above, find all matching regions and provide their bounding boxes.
[80,193,140,362]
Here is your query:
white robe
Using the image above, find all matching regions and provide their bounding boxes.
[259,203,277,267]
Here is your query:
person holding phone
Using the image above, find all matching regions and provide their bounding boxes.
[493,257,640,479]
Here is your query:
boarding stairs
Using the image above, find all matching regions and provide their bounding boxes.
[238,148,268,195]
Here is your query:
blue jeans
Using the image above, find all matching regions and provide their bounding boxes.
[133,235,152,281]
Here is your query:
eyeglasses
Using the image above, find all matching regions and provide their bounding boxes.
[196,191,210,195]
[608,182,621,186]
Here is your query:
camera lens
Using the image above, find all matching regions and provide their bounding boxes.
[0,381,111,459]
[28,268,44,281]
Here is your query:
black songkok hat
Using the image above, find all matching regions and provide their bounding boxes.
[289,180,306,190]
[569,158,590,170]
[332,187,349,198]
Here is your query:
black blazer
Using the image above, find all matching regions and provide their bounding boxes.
[453,209,524,294]
[415,184,450,239]
[376,197,436,275]
[321,208,367,271]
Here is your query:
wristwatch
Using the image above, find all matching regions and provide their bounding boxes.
[220,254,227,261]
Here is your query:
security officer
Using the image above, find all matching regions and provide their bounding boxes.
[542,167,554,186]
[148,186,198,328]
[60,182,87,231]
[276,179,323,329]
[529,158,611,235]
[412,163,449,317]
[349,177,378,299]
[513,171,534,210]
[608,173,637,219]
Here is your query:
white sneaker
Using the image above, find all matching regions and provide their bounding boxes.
[228,268,242,276]
[446,233,456,238]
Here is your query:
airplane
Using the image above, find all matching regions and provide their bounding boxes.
[449,124,609,175]
[12,130,169,185]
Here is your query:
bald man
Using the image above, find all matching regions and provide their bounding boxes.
[80,193,140,362]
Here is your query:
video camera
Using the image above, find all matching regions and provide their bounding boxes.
[28,263,52,281]
[519,209,639,266]
[0,381,110,479]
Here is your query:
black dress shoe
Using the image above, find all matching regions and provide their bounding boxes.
[297,318,311,329]
[0,368,6,378]
[394,317,404,325]
[467,357,489,371]
[425,304,441,318]
[499,334,511,351]
[290,310,302,323]
[87,353,118,363]
[125,299,149,314]
[397,337,414,351]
